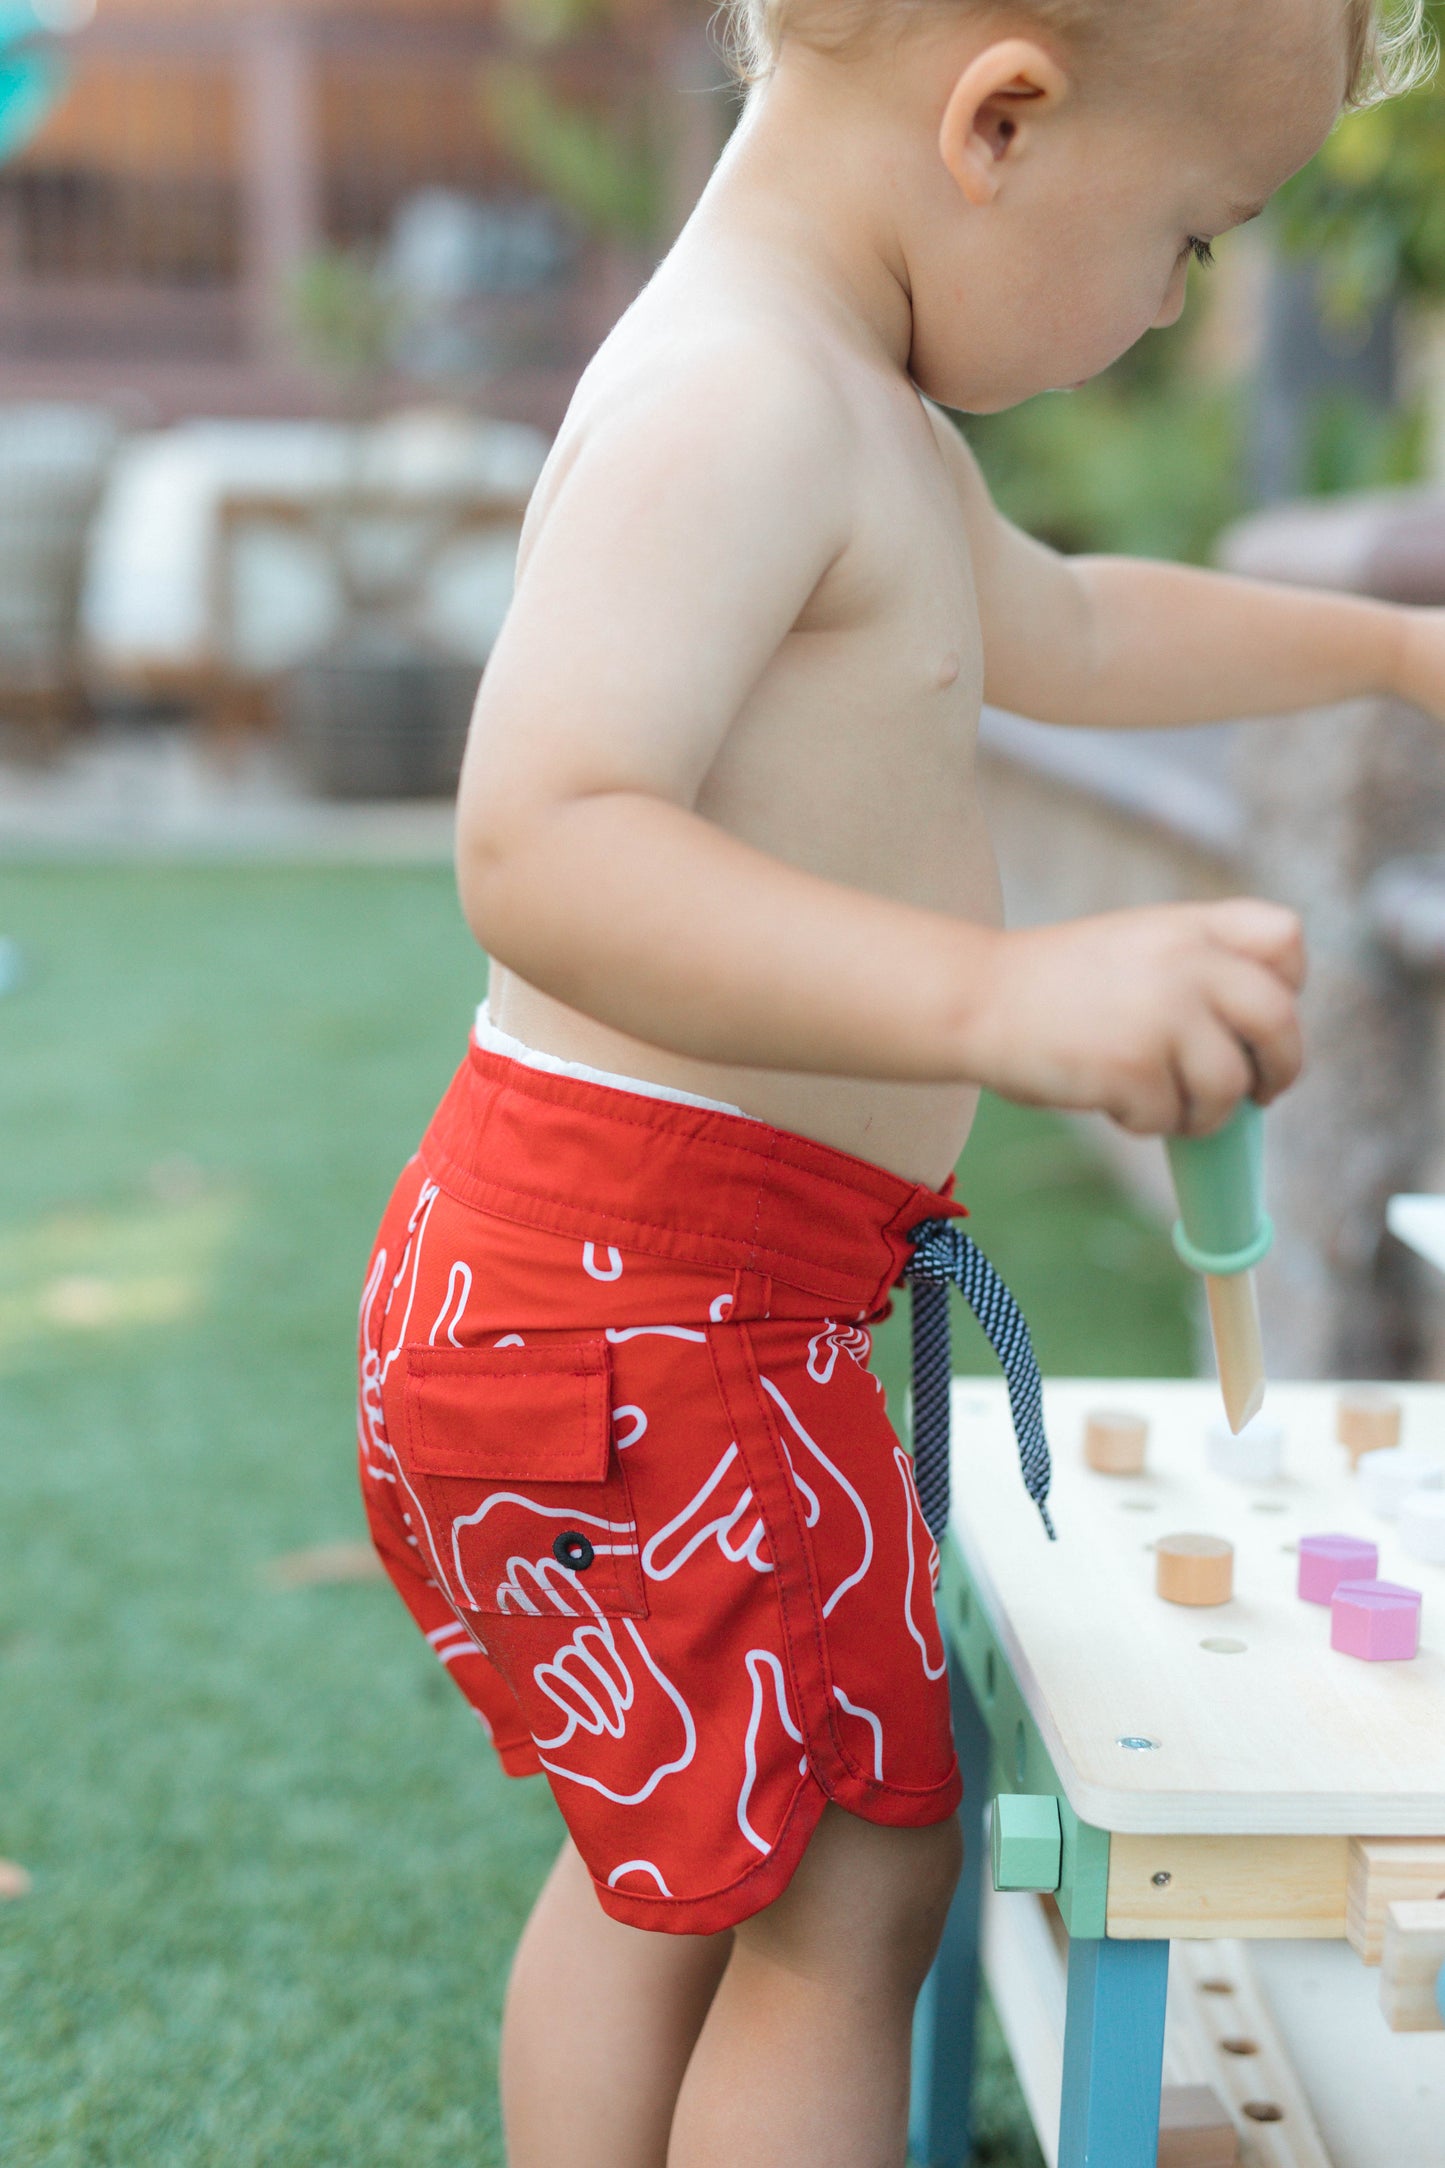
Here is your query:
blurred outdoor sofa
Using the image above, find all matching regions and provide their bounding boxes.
[0,398,545,789]
[0,401,123,749]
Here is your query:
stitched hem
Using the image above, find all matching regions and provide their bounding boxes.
[825,1758,963,1827]
[593,1769,828,1933]
[590,1760,962,1934]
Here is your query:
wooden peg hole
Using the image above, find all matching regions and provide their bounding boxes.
[1198,1979,1234,1995]
[1220,2038,1258,2057]
[1243,2103,1285,2123]
[1120,1499,1157,1512]
[1200,1637,1248,1654]
[1250,1499,1287,1514]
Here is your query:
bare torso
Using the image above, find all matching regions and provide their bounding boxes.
[488,224,1001,1193]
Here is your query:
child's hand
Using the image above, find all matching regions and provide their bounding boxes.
[965,900,1304,1137]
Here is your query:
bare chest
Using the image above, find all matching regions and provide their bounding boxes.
[698,421,993,920]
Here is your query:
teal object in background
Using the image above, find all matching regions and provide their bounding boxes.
[1165,1098,1273,1277]
[0,1,74,164]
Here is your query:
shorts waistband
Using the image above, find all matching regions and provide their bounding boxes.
[420,1039,965,1314]
[472,999,754,1119]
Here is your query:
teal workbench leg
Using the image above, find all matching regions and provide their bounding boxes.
[1058,1936,1169,2168]
[908,1655,990,2167]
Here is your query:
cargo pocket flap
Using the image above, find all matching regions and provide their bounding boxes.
[401,1338,611,1482]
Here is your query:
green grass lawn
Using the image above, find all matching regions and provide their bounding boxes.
[0,864,1195,2167]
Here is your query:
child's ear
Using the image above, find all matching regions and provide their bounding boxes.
[938,37,1071,206]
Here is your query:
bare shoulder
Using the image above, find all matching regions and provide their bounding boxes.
[519,285,860,569]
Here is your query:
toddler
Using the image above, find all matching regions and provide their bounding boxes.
[359,3,1444,2162]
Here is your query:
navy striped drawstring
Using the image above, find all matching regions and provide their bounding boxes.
[907,1220,1056,1544]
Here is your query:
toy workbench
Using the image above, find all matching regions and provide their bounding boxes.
[909,1379,1445,2168]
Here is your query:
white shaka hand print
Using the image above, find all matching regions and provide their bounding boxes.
[531,1580,697,1805]
[737,1649,807,1854]
[641,1444,773,1580]
[806,1320,874,1386]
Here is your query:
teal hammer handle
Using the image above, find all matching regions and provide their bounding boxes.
[1165,1100,1273,1278]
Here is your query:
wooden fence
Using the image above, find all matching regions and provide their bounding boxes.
[0,4,719,418]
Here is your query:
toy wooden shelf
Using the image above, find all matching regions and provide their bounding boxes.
[911,1379,1445,2168]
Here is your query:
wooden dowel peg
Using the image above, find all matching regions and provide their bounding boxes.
[1298,1532,1378,1606]
[1165,1103,1272,1435]
[1330,1578,1422,1662]
[1157,1532,1235,1608]
[1336,1387,1402,1466]
[1203,1270,1266,1434]
[1083,1408,1149,1476]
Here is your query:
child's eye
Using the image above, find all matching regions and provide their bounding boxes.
[1187,236,1216,269]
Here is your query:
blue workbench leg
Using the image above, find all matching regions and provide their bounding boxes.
[1058,1935,1170,2168]
[908,1655,991,2167]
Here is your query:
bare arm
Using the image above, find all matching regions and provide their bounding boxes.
[942,421,1427,730]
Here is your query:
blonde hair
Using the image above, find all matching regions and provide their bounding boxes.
[720,0,1439,107]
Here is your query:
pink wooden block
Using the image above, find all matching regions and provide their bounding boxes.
[1298,1532,1379,1605]
[1330,1579,1422,1662]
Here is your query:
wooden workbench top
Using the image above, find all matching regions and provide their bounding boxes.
[950,1380,1445,1836]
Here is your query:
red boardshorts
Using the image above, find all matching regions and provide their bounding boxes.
[358,1035,966,1936]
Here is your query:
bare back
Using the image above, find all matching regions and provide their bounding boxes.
[483,218,1001,1190]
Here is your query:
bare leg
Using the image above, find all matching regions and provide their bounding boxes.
[501,1838,733,2168]
[668,1804,962,2168]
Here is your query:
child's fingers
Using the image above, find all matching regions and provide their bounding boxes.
[1202,898,1306,992]
[1205,956,1304,1107]
[1105,979,1299,1138]
[1103,1035,1234,1138]
[1165,1027,1259,1140]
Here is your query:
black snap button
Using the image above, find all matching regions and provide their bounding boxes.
[553,1531,595,1573]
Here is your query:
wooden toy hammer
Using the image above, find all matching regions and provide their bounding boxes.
[1166,1101,1273,1434]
